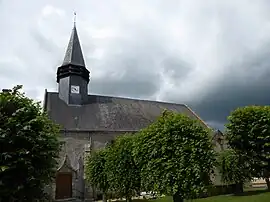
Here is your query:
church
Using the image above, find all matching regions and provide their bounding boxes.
[43,24,225,201]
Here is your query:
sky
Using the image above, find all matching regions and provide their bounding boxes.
[1,0,270,130]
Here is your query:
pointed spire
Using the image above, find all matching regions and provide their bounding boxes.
[57,15,90,85]
[62,16,85,67]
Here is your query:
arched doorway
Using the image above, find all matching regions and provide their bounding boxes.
[55,172,72,199]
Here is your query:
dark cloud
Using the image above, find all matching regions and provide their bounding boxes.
[190,42,270,129]
[161,56,193,81]
[89,49,163,98]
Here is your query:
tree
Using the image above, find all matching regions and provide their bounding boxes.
[85,149,109,202]
[226,106,270,190]
[217,148,253,193]
[105,134,141,202]
[133,110,216,202]
[0,85,62,201]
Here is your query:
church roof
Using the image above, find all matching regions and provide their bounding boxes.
[62,25,85,67]
[44,91,209,131]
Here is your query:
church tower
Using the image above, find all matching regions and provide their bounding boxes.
[56,23,90,105]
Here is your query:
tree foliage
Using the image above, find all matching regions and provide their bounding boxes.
[105,134,141,202]
[85,135,140,202]
[226,106,270,188]
[133,111,216,202]
[0,85,62,201]
[85,148,109,200]
[217,148,253,190]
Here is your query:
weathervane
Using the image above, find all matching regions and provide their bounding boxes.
[73,12,77,27]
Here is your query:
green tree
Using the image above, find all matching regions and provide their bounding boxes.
[133,111,216,202]
[85,149,109,202]
[217,148,253,193]
[105,134,141,202]
[0,85,62,201]
[226,106,270,190]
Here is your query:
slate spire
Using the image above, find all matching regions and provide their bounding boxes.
[57,19,90,84]
[62,24,85,67]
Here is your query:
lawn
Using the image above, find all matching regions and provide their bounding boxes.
[132,189,270,202]
[194,190,270,202]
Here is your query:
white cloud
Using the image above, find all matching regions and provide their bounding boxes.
[42,5,65,17]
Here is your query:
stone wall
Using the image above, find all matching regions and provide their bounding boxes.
[52,130,128,201]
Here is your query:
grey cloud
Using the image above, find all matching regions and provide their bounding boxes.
[190,43,270,127]
[89,47,163,98]
[31,29,59,55]
[161,57,193,81]
[85,23,193,98]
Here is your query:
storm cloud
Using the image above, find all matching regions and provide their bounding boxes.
[1,0,270,130]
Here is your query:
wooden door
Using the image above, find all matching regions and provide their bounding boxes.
[55,173,72,199]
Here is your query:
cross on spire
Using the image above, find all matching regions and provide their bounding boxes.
[73,12,76,27]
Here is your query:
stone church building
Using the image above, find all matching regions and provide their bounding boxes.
[43,24,224,201]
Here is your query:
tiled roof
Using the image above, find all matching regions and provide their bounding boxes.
[44,91,209,131]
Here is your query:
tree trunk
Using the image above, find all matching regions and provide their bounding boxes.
[235,182,244,194]
[126,196,132,202]
[102,193,107,202]
[265,178,270,191]
[173,193,184,202]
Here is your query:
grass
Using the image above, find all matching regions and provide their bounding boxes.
[130,189,270,202]
[193,190,270,202]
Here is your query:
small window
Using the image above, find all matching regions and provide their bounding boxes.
[84,143,91,152]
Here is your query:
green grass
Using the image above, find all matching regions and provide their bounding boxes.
[131,189,270,202]
[193,190,270,202]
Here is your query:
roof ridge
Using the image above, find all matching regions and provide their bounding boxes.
[47,91,186,106]
[45,92,211,131]
[94,94,187,106]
